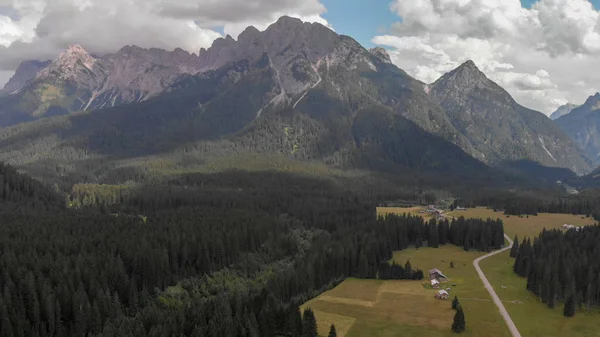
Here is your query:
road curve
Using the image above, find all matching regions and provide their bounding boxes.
[472,234,522,337]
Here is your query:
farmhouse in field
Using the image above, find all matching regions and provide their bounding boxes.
[562,224,582,231]
[435,289,449,299]
[431,279,440,288]
[429,268,448,281]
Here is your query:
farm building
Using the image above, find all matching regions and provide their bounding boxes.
[435,290,449,299]
[429,268,448,281]
[431,279,440,288]
[562,224,582,231]
[456,207,466,211]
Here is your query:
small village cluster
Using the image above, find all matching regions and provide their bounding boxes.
[430,268,451,299]
[419,205,467,220]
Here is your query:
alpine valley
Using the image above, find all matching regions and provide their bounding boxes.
[0,16,593,189]
[6,14,600,337]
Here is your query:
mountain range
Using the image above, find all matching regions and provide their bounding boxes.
[0,16,593,186]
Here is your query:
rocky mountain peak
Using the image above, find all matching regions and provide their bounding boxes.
[586,92,600,102]
[238,26,262,45]
[270,15,304,30]
[432,60,502,95]
[580,92,600,112]
[369,47,392,64]
[37,44,97,81]
[453,60,486,80]
[57,44,95,70]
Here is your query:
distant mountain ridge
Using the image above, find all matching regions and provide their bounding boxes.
[550,103,580,120]
[556,93,600,165]
[0,16,592,184]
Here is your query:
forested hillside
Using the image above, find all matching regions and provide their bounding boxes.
[513,226,600,314]
[0,162,62,211]
[0,163,504,337]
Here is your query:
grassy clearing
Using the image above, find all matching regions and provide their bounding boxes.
[376,206,432,219]
[318,206,600,336]
[481,250,600,337]
[467,207,600,337]
[378,206,596,239]
[448,207,600,336]
[302,245,511,337]
[445,207,596,239]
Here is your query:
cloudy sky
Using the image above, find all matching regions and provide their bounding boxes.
[1,0,600,115]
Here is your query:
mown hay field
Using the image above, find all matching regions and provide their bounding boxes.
[304,206,599,336]
[302,245,511,337]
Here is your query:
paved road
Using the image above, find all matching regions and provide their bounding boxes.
[472,234,522,337]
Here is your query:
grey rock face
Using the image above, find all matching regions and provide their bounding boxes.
[430,60,591,174]
[369,47,392,64]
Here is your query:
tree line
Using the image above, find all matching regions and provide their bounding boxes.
[513,225,600,316]
[0,164,504,336]
[453,189,600,220]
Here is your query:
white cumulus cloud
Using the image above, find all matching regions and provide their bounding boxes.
[375,0,600,114]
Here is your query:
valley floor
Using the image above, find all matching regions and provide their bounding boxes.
[302,207,599,336]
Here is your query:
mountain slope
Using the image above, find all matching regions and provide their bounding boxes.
[429,61,591,174]
[0,20,496,186]
[0,45,203,127]
[0,16,589,185]
[0,60,51,95]
[550,103,580,120]
[555,93,600,165]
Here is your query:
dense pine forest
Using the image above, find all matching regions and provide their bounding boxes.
[513,226,600,314]
[0,162,506,337]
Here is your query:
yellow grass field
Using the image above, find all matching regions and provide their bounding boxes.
[303,206,599,336]
[480,250,600,337]
[302,245,511,337]
[444,207,596,239]
[376,206,432,219]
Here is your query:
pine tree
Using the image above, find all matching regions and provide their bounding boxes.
[509,235,519,258]
[452,296,459,310]
[328,324,337,337]
[289,306,303,337]
[564,295,576,317]
[302,308,317,337]
[428,219,439,248]
[451,305,466,333]
[404,260,412,279]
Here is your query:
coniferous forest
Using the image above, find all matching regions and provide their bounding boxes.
[513,226,600,314]
[0,162,505,337]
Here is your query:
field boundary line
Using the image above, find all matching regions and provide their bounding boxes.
[473,234,522,337]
